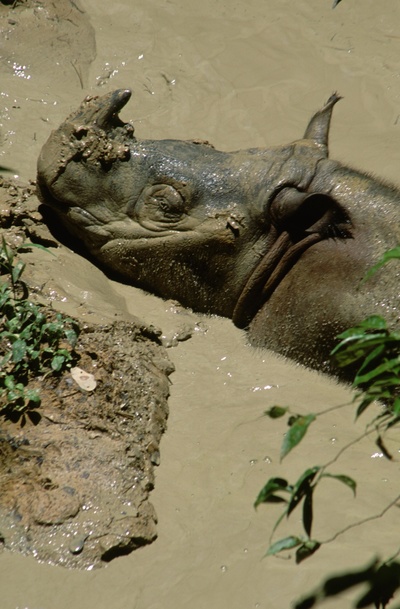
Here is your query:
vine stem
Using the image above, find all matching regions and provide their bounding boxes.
[320,427,376,470]
[321,493,400,544]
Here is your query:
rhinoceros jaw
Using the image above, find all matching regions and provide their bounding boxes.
[232,231,323,328]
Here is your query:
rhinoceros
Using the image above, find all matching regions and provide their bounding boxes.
[36,89,400,375]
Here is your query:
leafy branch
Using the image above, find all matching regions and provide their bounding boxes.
[254,448,357,564]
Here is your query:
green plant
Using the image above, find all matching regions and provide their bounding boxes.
[0,237,80,419]
[255,247,400,607]
[254,404,358,564]
[332,247,400,431]
[333,316,400,430]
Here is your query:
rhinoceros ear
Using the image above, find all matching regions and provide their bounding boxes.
[270,187,351,240]
[303,93,342,148]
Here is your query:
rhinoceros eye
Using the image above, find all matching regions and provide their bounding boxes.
[135,183,186,228]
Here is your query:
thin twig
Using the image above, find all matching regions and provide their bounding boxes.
[322,493,400,545]
[321,427,376,470]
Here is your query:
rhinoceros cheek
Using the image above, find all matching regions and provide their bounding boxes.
[247,238,373,373]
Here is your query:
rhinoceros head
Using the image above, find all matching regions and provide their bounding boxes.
[37,89,351,323]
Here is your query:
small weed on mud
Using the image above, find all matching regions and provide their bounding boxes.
[0,236,80,420]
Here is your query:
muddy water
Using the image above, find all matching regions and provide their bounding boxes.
[1,0,400,607]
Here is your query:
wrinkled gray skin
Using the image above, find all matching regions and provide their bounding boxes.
[37,90,400,375]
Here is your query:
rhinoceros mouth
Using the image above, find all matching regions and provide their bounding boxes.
[232,191,352,328]
[37,178,108,230]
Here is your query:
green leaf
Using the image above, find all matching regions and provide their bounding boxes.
[51,355,65,371]
[376,435,393,461]
[264,405,289,419]
[266,536,302,557]
[321,473,357,496]
[0,238,80,420]
[7,388,23,402]
[0,237,13,267]
[334,337,388,368]
[4,375,15,390]
[393,397,400,415]
[355,344,386,376]
[296,540,321,564]
[254,477,291,508]
[11,260,25,284]
[51,354,65,371]
[28,349,41,361]
[287,467,320,517]
[302,487,314,537]
[354,356,400,386]
[64,328,78,347]
[335,316,388,342]
[356,395,375,418]
[362,246,400,284]
[281,414,316,460]
[17,242,55,256]
[25,389,41,405]
[0,351,12,367]
[12,339,27,363]
[41,321,63,341]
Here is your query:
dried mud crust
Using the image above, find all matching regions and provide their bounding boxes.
[0,178,175,568]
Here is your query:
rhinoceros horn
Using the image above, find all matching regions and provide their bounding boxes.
[303,92,342,147]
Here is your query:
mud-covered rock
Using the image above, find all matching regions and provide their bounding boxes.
[0,322,173,569]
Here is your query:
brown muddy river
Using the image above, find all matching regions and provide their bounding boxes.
[1,1,400,607]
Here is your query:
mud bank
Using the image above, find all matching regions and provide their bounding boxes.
[0,179,173,568]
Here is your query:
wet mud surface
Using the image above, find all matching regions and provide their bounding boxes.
[0,0,400,607]
[0,0,95,95]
